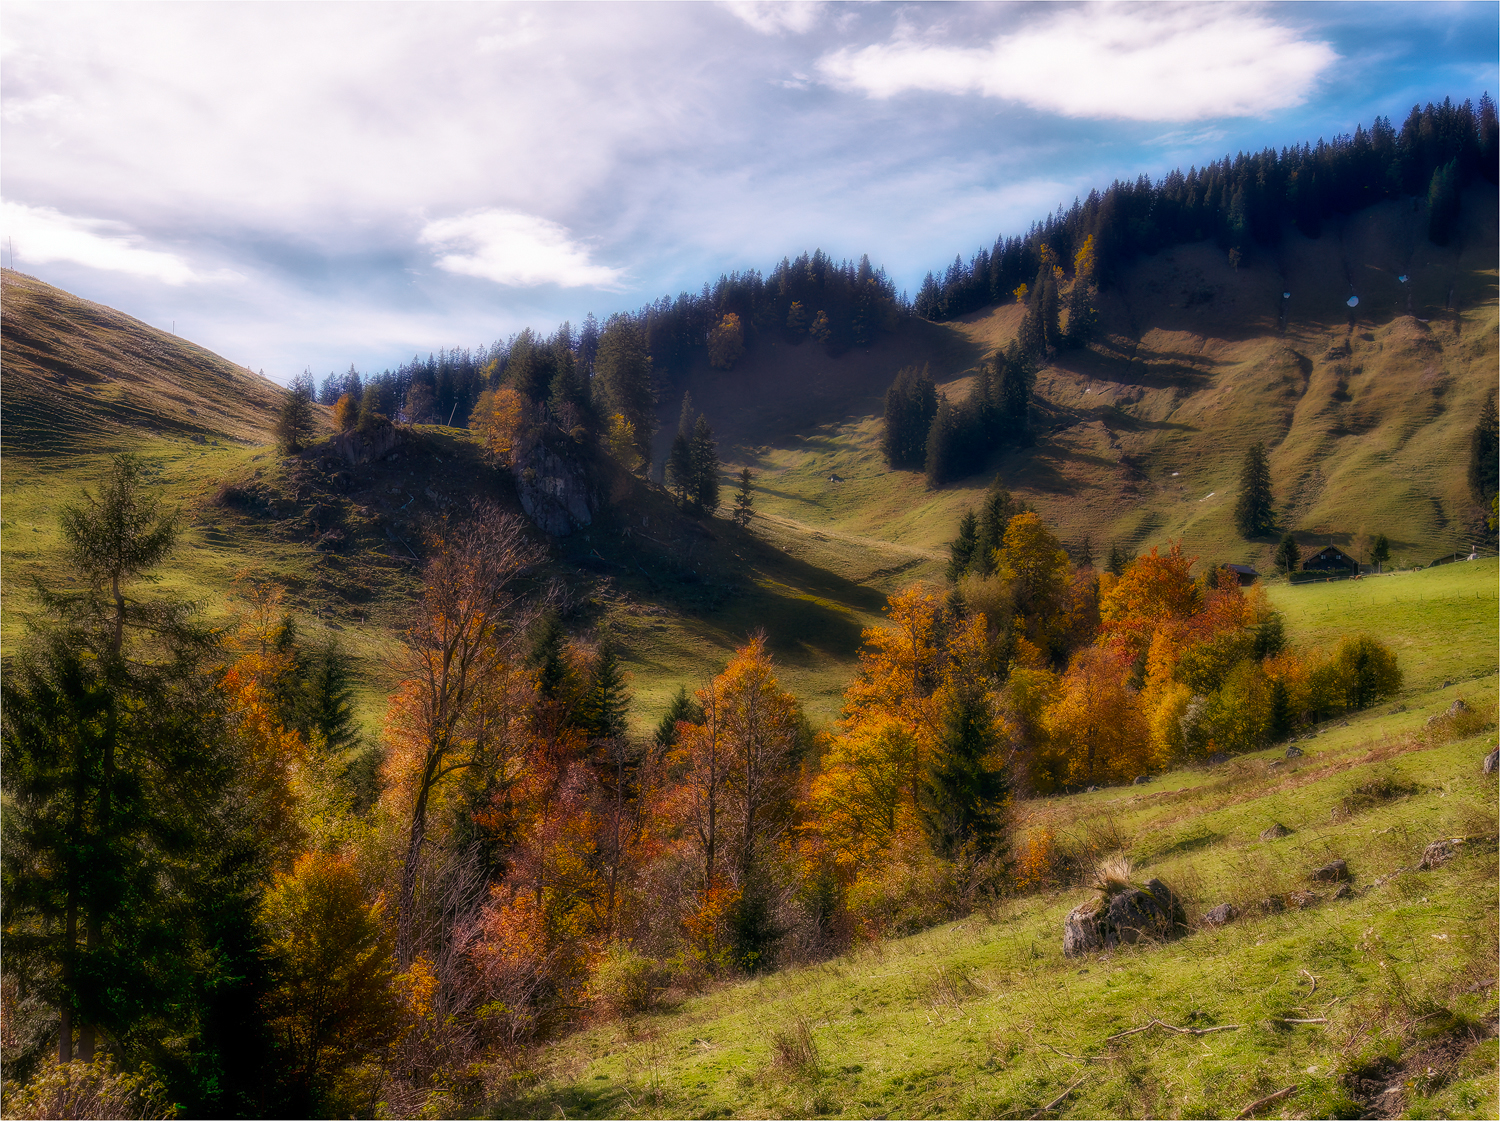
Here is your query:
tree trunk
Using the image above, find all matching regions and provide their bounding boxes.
[397,779,434,968]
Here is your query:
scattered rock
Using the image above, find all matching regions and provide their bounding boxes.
[1331,884,1354,900]
[1286,890,1320,910]
[1133,775,1151,785]
[1203,903,1238,927]
[1085,785,1098,793]
[1446,698,1468,717]
[1485,749,1499,775]
[1206,751,1230,765]
[1285,745,1303,759]
[1387,704,1407,714]
[314,528,346,552]
[1259,896,1285,914]
[1338,720,1350,727]
[1063,878,1188,956]
[1310,859,1349,883]
[1419,838,1464,870]
[1442,680,1452,689]
[1260,823,1293,841]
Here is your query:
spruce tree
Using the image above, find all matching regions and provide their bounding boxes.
[690,415,721,514]
[1234,441,1275,537]
[947,510,979,582]
[1106,541,1131,576]
[595,314,656,464]
[1274,533,1300,576]
[1468,392,1498,504]
[732,467,755,527]
[975,481,1021,577]
[667,393,695,505]
[653,684,703,752]
[882,364,937,469]
[579,633,629,742]
[1372,534,1391,573]
[917,687,1008,861]
[275,370,316,454]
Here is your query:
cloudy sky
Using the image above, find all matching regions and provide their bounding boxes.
[3,1,1495,383]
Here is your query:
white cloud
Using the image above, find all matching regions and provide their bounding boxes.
[817,5,1339,121]
[419,209,625,289]
[722,1,824,36]
[0,201,209,284]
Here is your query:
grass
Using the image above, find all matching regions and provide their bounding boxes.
[498,569,1498,1121]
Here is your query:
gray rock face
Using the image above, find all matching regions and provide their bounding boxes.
[1259,823,1293,841]
[1310,859,1349,882]
[1419,838,1463,870]
[1484,749,1498,775]
[328,422,403,466]
[1203,903,1238,927]
[513,443,595,537]
[1063,879,1187,957]
[1285,745,1303,759]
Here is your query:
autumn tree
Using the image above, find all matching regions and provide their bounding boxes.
[997,512,1071,655]
[1044,647,1151,785]
[1097,542,1200,662]
[385,504,542,965]
[332,393,358,433]
[708,312,745,369]
[260,852,398,1116]
[470,387,531,468]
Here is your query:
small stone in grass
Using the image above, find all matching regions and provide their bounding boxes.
[1203,903,1238,927]
[1260,823,1293,841]
[1286,890,1320,910]
[1331,884,1354,900]
[1310,859,1349,882]
[1484,749,1498,775]
[1419,838,1463,870]
[1258,896,1285,914]
[1285,745,1303,759]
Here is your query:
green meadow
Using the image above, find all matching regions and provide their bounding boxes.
[498,564,1499,1121]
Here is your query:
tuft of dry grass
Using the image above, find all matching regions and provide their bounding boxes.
[770,1015,821,1078]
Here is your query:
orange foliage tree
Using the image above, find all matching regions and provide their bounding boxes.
[383,504,542,965]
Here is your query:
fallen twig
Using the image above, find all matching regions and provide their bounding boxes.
[1043,1042,1095,1062]
[1029,1076,1086,1119]
[1280,1017,1327,1024]
[1234,1084,1297,1119]
[1103,1018,1241,1042]
[1299,969,1318,995]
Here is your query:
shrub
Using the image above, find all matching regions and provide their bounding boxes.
[592,943,661,1017]
[2,1057,173,1120]
[1332,634,1402,710]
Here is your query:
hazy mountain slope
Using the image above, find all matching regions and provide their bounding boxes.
[1,269,291,453]
[672,184,1496,574]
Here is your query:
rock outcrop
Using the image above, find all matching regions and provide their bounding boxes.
[512,441,596,537]
[1063,877,1187,956]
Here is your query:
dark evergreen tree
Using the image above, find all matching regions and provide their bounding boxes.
[653,685,703,752]
[595,314,657,463]
[1106,541,1131,576]
[528,610,569,700]
[667,393,696,505]
[1064,281,1098,347]
[1427,158,1462,246]
[916,687,1008,861]
[1372,534,1391,572]
[275,370,317,454]
[578,632,629,742]
[882,364,938,469]
[947,509,979,582]
[1274,533,1300,575]
[1234,441,1276,537]
[732,467,755,527]
[1467,391,1498,503]
[924,397,958,487]
[976,482,1022,577]
[690,415,721,514]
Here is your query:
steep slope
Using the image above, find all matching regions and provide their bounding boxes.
[1,268,289,452]
[669,185,1496,575]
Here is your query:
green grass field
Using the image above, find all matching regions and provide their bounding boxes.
[497,567,1499,1121]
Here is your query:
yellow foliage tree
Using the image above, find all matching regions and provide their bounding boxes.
[1044,647,1151,786]
[708,312,745,369]
[470,386,531,467]
[1073,234,1097,282]
[997,512,1071,653]
[604,412,643,472]
[261,851,399,1113]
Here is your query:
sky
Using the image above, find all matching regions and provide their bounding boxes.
[3,1,1496,384]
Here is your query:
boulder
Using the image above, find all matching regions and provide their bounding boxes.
[1258,896,1285,914]
[327,421,403,466]
[1310,859,1349,882]
[1259,823,1293,841]
[1062,878,1187,957]
[1486,749,1499,775]
[1419,838,1463,870]
[1285,745,1303,759]
[1203,903,1238,927]
[1286,890,1319,910]
[1133,774,1151,785]
[1447,698,1468,716]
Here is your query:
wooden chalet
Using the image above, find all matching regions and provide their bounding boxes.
[1301,544,1358,574]
[1223,563,1259,586]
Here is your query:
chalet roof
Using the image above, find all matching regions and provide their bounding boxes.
[1225,563,1258,575]
[1301,543,1357,564]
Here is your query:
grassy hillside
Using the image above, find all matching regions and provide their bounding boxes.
[4,183,1496,737]
[498,562,1500,1121]
[673,185,1497,580]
